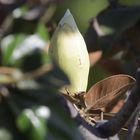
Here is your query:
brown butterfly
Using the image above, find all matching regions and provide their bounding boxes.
[62,74,136,126]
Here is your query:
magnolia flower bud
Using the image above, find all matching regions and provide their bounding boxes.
[49,10,90,95]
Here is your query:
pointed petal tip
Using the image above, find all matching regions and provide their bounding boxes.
[59,9,78,31]
[65,9,71,16]
[59,9,72,25]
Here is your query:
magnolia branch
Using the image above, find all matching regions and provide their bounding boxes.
[95,65,140,138]
[65,67,140,139]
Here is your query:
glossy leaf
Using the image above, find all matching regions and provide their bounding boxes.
[1,34,26,65]
[16,109,47,140]
[35,22,49,41]
[118,0,140,6]
[97,7,140,35]
[84,74,135,111]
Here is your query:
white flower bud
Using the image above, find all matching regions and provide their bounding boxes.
[49,10,90,95]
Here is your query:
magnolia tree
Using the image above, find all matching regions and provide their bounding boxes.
[0,1,140,140]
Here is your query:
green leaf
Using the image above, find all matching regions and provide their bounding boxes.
[118,0,140,6]
[87,65,108,90]
[16,110,30,131]
[35,22,49,41]
[16,109,47,140]
[1,34,26,65]
[47,106,83,140]
[97,7,140,35]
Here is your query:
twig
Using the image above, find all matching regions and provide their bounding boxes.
[125,102,140,140]
[66,99,120,139]
[95,67,140,138]
[23,64,52,79]
[0,67,18,74]
[63,65,140,139]
[0,64,52,84]
[125,63,140,140]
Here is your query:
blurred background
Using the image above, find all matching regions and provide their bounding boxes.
[0,0,140,140]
